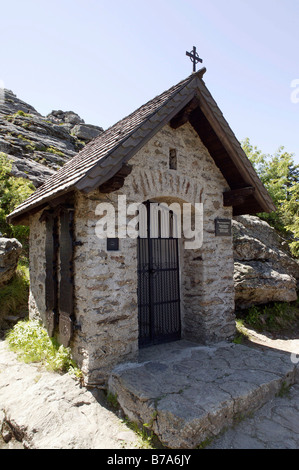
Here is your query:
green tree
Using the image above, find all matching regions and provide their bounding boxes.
[285,183,299,256]
[0,153,34,244]
[242,139,299,256]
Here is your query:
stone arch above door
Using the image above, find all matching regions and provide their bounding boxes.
[126,169,204,207]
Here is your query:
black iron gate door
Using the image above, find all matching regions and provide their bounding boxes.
[137,204,181,348]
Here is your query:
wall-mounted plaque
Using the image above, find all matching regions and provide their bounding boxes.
[107,238,119,251]
[215,219,232,237]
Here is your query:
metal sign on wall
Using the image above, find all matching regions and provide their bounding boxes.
[215,219,232,237]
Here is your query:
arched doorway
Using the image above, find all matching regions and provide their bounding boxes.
[137,201,181,348]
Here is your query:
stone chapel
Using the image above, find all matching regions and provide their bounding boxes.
[8,68,275,387]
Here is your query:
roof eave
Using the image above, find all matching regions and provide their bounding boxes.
[7,186,75,224]
[194,77,276,215]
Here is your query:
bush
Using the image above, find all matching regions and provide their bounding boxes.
[6,319,82,377]
[15,110,32,117]
[0,153,34,246]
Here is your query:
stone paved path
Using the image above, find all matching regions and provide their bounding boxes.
[0,335,299,449]
[206,328,299,449]
[207,383,299,449]
[110,340,299,448]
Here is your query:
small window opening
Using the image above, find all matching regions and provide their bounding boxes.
[169,149,177,170]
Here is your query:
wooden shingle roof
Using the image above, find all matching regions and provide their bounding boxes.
[8,69,275,223]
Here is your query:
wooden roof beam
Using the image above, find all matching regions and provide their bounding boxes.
[170,97,200,129]
[223,186,255,207]
[99,164,132,194]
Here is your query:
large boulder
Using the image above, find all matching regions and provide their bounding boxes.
[233,216,299,309]
[0,238,22,287]
[46,111,103,140]
[46,110,84,126]
[71,123,103,141]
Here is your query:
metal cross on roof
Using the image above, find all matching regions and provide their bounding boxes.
[186,46,203,73]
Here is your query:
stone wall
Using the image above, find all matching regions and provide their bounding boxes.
[72,191,140,386]
[28,122,236,387]
[28,211,47,323]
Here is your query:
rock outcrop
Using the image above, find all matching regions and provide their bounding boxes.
[0,89,103,187]
[0,238,22,287]
[46,110,103,141]
[233,216,299,309]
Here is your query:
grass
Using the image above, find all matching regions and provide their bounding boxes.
[197,435,215,449]
[121,417,160,449]
[15,110,32,117]
[105,391,162,449]
[106,391,119,410]
[44,146,65,157]
[5,319,82,378]
[236,300,299,334]
[234,320,251,344]
[276,381,291,398]
[5,110,33,122]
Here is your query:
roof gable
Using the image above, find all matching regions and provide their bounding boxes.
[8,69,275,223]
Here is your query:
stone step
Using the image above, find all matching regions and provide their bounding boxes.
[108,341,299,449]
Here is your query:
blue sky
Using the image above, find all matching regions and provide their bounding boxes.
[1,0,298,164]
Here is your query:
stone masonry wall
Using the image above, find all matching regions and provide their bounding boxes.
[28,210,47,324]
[71,191,139,386]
